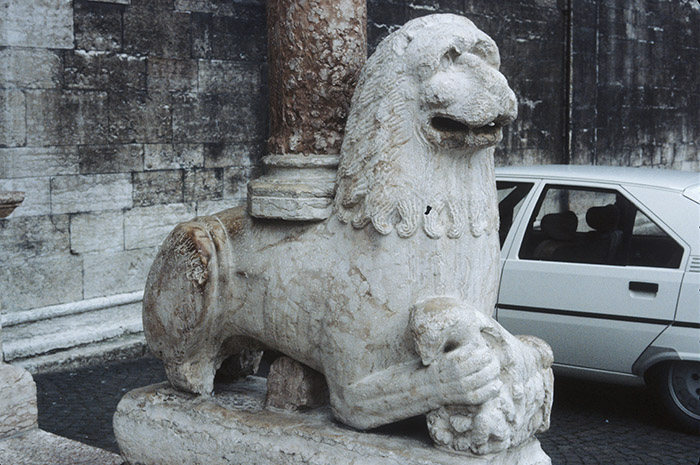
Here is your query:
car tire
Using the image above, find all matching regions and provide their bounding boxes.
[647,361,700,434]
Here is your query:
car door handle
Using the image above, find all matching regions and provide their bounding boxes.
[629,281,659,294]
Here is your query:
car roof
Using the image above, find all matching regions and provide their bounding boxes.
[495,164,700,192]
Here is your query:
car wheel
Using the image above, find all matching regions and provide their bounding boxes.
[648,361,700,434]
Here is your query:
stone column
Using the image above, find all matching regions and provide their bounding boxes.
[248,0,366,221]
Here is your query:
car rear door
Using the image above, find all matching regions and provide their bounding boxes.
[497,180,686,375]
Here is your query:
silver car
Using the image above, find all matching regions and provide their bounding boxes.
[494,165,700,432]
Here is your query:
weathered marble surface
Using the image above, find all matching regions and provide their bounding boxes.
[114,379,550,465]
[0,428,124,465]
[141,13,553,459]
[0,363,38,438]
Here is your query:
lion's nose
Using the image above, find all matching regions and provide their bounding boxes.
[461,74,518,130]
[497,88,518,126]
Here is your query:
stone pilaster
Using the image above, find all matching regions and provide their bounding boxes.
[0,192,37,439]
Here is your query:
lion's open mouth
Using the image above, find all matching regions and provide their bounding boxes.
[430,116,501,137]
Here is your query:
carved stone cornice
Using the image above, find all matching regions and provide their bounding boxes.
[0,191,24,219]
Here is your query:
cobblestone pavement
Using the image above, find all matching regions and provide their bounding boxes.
[35,356,699,464]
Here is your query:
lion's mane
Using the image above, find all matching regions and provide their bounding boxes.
[334,15,500,240]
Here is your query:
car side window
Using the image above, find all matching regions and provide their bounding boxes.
[628,209,684,268]
[519,185,683,268]
[497,181,533,247]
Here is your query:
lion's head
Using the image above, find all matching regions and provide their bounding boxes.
[335,14,517,239]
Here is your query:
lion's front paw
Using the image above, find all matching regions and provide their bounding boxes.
[434,344,503,406]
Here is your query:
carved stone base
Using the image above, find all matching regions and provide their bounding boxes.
[247,154,339,221]
[114,379,551,465]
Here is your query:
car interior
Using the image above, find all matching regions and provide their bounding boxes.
[498,183,684,269]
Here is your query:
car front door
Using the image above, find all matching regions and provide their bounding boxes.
[497,182,686,375]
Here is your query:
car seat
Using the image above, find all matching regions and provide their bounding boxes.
[584,204,623,264]
[532,211,579,261]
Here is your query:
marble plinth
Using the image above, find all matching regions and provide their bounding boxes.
[114,378,551,465]
[0,429,124,465]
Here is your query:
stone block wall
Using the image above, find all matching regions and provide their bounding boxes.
[0,0,697,369]
[1,0,267,323]
[0,0,267,369]
[569,0,699,169]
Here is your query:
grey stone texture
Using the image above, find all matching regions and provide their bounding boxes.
[124,203,196,249]
[0,254,83,312]
[25,90,109,146]
[0,0,74,49]
[0,48,62,89]
[198,60,263,94]
[184,167,223,201]
[0,215,70,261]
[107,90,172,144]
[73,0,124,52]
[3,303,142,361]
[0,177,51,217]
[0,147,79,178]
[78,144,144,174]
[0,88,26,147]
[567,0,700,170]
[132,170,184,206]
[144,143,204,170]
[82,248,158,299]
[147,57,199,93]
[64,51,147,92]
[51,174,133,214]
[70,211,124,253]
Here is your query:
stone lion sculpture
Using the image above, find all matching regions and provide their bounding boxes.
[143,14,553,456]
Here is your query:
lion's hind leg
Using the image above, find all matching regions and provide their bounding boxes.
[143,217,244,395]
